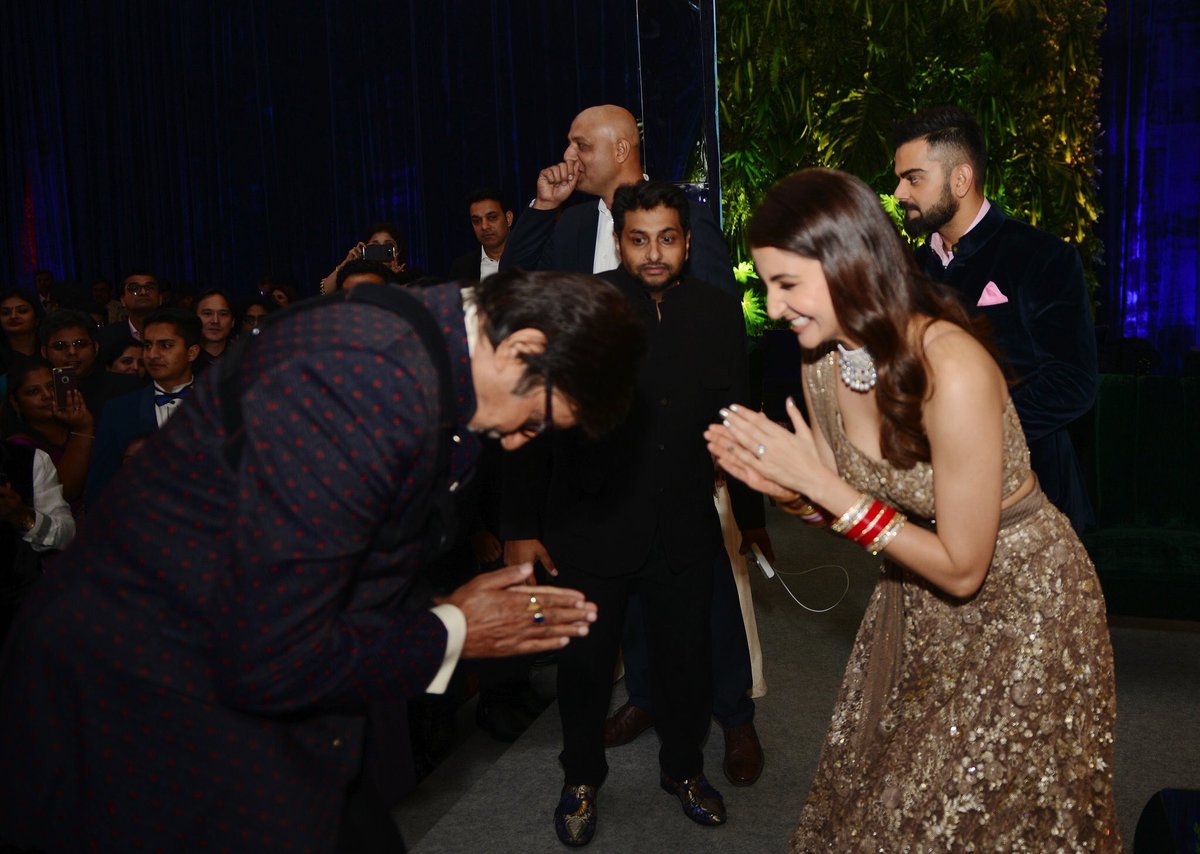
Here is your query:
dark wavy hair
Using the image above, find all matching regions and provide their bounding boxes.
[473,269,644,438]
[749,168,993,468]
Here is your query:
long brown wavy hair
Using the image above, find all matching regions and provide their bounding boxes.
[748,168,995,468]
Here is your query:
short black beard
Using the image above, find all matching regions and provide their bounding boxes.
[637,276,681,294]
[901,180,958,237]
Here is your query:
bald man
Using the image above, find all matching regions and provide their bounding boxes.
[500,104,738,296]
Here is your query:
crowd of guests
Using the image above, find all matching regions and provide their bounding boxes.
[0,276,285,641]
[0,101,1122,852]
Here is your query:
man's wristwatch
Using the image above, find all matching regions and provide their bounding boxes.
[18,508,36,532]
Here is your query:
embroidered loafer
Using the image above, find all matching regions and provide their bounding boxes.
[553,783,598,846]
[660,773,726,826]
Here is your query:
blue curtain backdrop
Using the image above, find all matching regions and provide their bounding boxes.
[1100,0,1200,372]
[1,0,679,298]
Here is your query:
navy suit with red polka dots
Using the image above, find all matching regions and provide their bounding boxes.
[0,284,480,851]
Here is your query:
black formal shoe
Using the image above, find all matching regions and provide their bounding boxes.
[553,783,598,847]
[659,773,726,826]
[602,702,654,748]
[475,690,535,743]
[721,722,764,786]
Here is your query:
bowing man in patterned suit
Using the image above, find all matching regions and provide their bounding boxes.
[0,271,643,853]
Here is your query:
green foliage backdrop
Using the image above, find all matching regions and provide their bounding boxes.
[717,0,1105,313]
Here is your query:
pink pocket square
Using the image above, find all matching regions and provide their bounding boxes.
[976,281,1009,306]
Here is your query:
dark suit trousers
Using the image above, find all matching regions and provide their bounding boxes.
[555,534,713,786]
[621,546,754,726]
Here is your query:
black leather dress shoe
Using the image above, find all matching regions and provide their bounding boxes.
[659,773,726,826]
[602,702,654,747]
[721,722,764,786]
[553,783,598,846]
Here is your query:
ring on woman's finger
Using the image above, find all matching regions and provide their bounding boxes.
[756,443,767,458]
[526,595,540,612]
[531,610,546,625]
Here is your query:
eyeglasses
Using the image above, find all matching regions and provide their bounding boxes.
[485,377,554,441]
[47,338,93,351]
[125,283,160,295]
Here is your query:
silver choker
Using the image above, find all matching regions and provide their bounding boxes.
[837,343,877,392]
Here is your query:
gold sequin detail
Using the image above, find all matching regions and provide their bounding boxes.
[790,353,1121,852]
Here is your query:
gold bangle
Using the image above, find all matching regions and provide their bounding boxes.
[831,494,872,534]
[866,513,906,555]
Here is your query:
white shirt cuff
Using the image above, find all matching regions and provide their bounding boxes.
[426,603,466,694]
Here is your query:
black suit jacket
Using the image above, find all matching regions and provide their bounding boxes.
[915,203,1098,530]
[501,270,762,577]
[447,249,483,282]
[500,195,739,297]
[0,285,481,851]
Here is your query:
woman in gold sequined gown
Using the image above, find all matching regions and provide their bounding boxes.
[706,169,1121,852]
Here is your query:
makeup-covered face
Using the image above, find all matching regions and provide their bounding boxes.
[0,296,36,336]
[752,246,849,350]
[12,367,55,422]
[108,344,145,377]
[197,294,234,345]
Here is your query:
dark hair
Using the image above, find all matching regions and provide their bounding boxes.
[195,289,233,310]
[142,307,202,349]
[0,289,45,325]
[121,270,159,290]
[361,222,408,262]
[5,356,54,401]
[99,330,142,367]
[467,187,508,210]
[749,168,992,468]
[235,296,274,325]
[610,181,691,236]
[336,259,392,291]
[892,105,987,189]
[39,309,97,345]
[473,269,644,438]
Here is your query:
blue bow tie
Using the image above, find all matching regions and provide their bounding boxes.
[154,387,191,407]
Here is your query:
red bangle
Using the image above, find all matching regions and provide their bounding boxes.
[844,501,886,543]
[855,505,897,547]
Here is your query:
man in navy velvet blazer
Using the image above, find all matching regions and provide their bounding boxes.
[893,106,1098,532]
[500,104,738,297]
[85,307,202,505]
[0,273,643,853]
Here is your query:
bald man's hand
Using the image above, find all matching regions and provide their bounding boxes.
[533,162,578,210]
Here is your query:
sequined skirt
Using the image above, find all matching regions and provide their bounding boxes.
[791,489,1121,853]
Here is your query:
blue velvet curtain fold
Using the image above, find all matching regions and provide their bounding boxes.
[2,0,653,297]
[1099,0,1200,372]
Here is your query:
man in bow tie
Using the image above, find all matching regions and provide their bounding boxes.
[892,105,1098,531]
[86,307,201,503]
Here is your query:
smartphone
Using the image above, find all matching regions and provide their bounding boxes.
[52,367,77,410]
[362,243,396,263]
[750,544,776,579]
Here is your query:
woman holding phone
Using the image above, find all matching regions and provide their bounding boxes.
[3,357,95,510]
